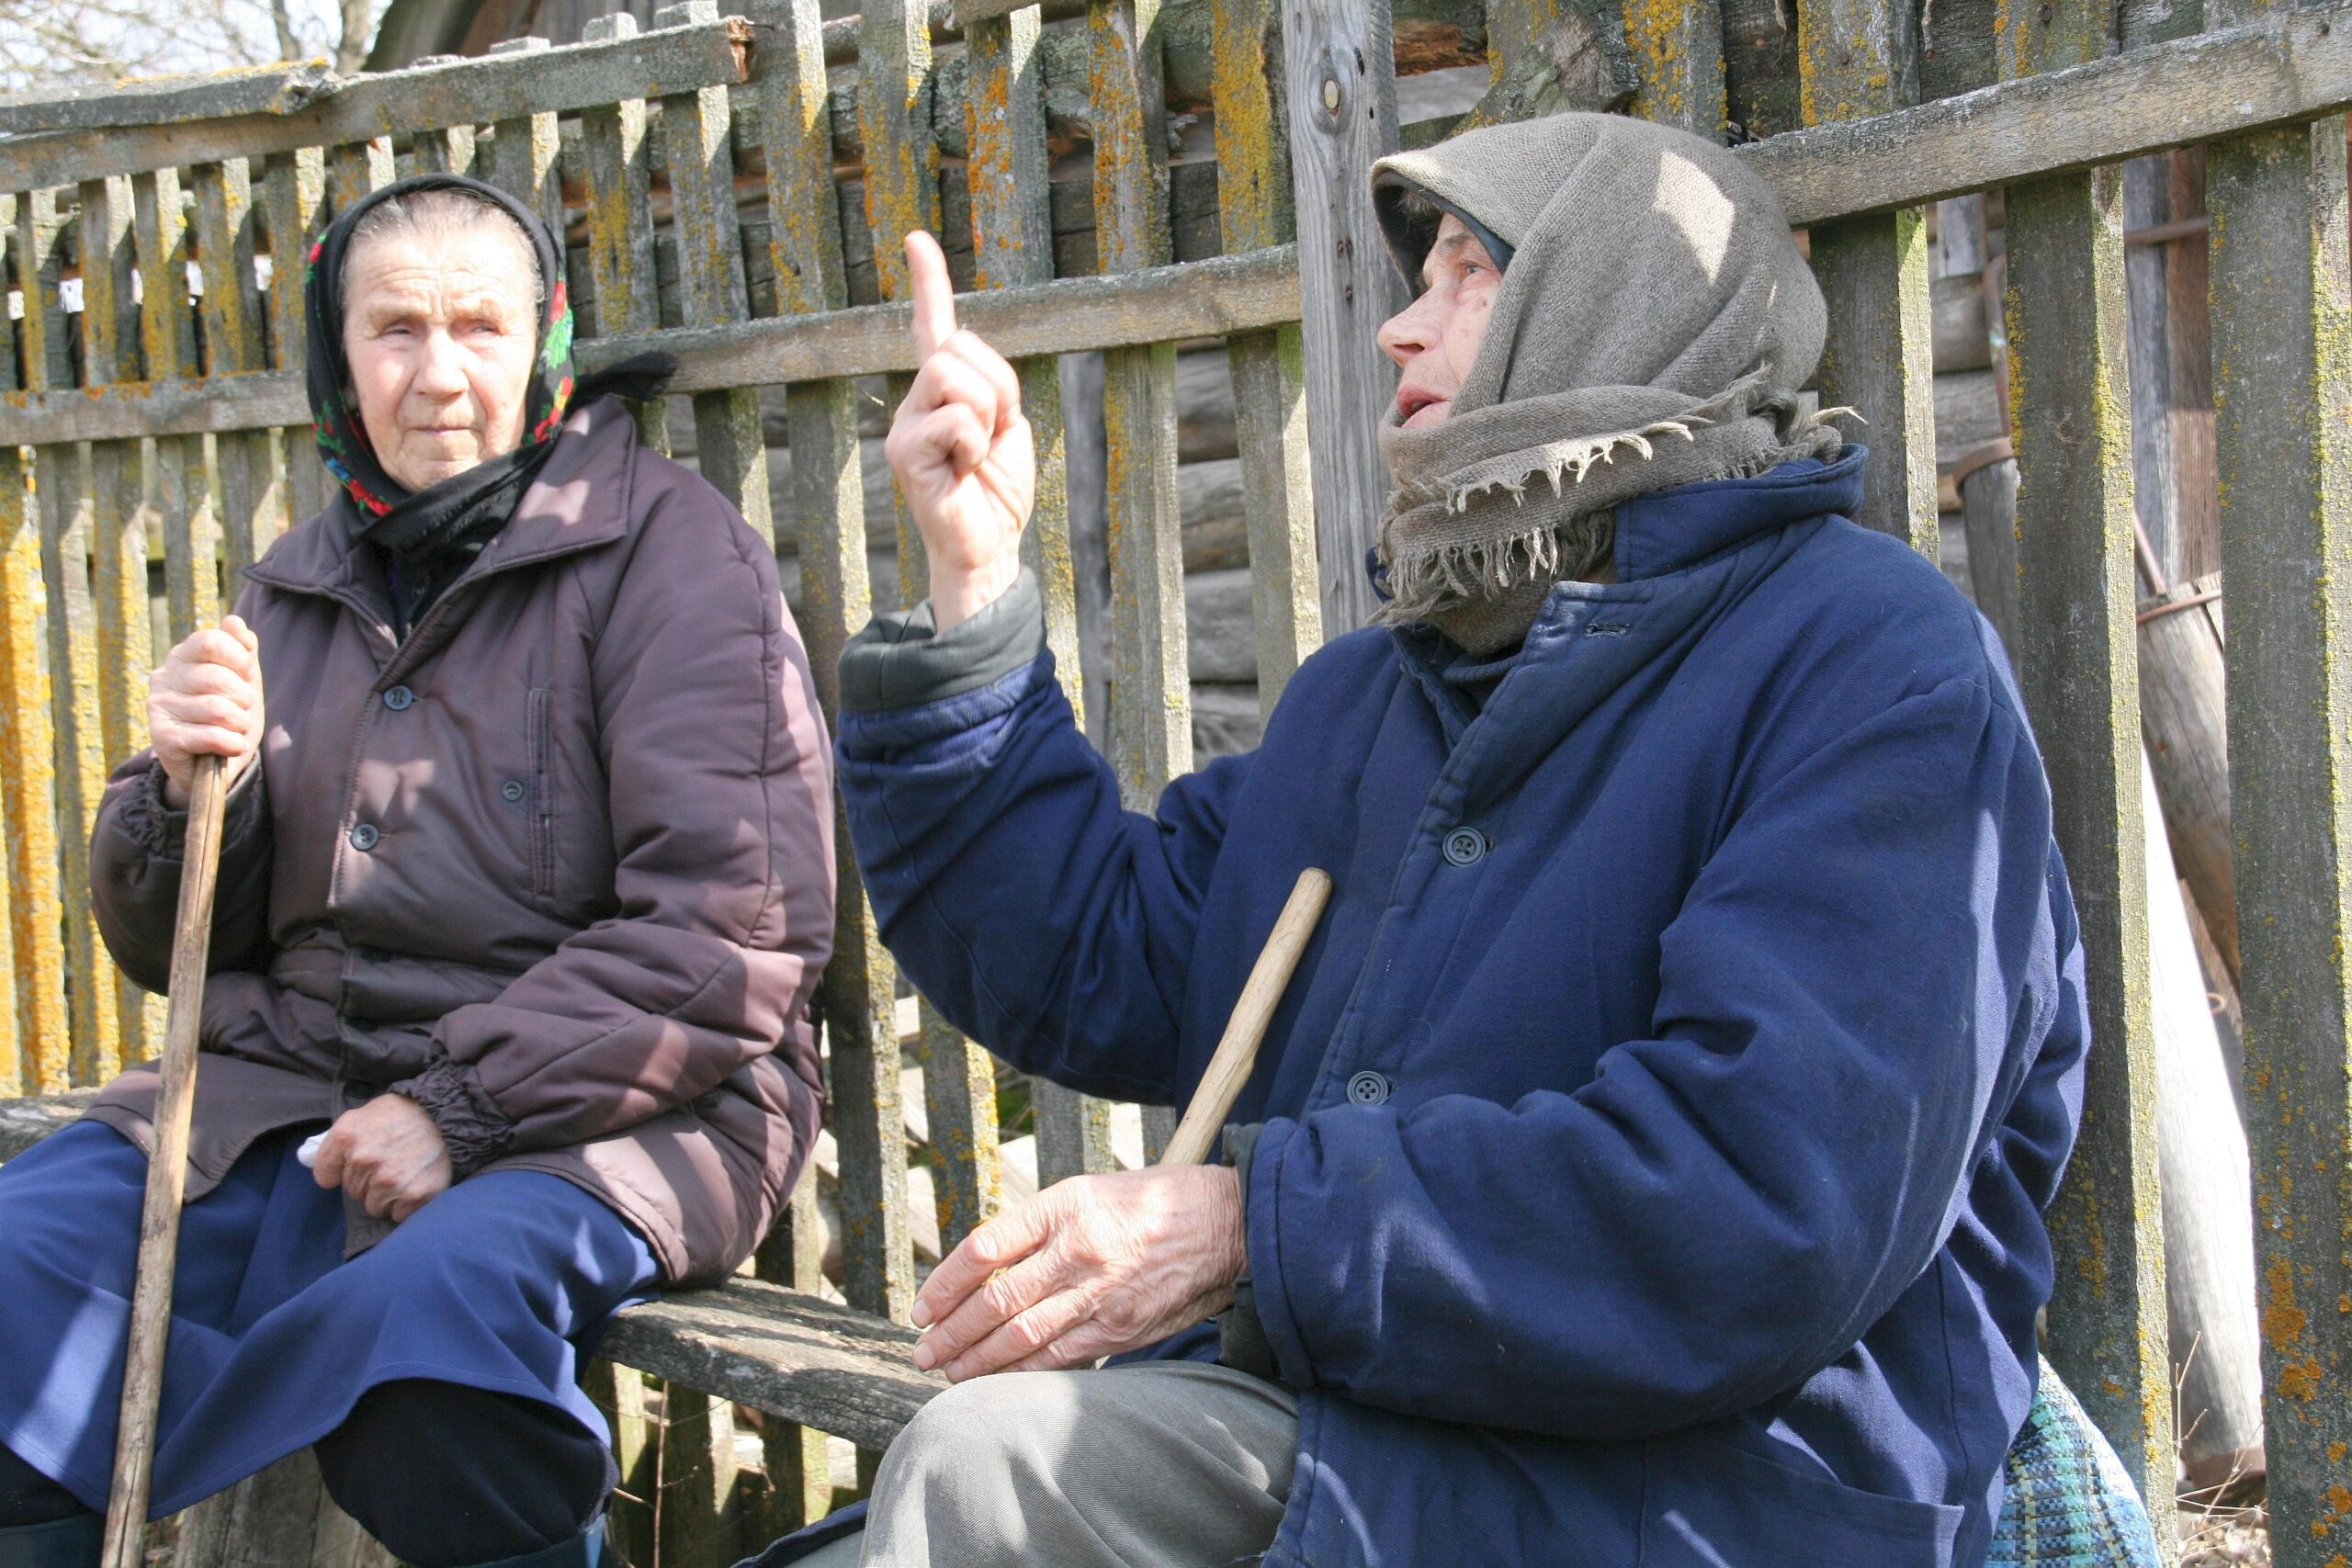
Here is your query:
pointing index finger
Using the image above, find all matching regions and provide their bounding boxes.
[905,230,957,360]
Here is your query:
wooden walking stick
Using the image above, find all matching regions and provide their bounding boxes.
[100,751,231,1568]
[1159,868,1332,1168]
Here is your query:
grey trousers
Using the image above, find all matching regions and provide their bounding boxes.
[796,1360,1299,1568]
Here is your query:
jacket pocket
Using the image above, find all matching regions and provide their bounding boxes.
[1640,1432,1962,1568]
[526,686,555,898]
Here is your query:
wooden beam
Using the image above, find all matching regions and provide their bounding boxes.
[0,61,337,135]
[0,244,1302,446]
[1750,2,2352,224]
[596,1279,943,1453]
[0,18,751,192]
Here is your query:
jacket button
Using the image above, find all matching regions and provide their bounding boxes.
[502,779,526,803]
[1442,827,1487,866]
[348,823,379,852]
[1346,1070,1392,1106]
[381,684,414,711]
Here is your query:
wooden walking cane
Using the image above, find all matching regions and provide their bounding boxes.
[100,751,231,1568]
[1158,868,1333,1168]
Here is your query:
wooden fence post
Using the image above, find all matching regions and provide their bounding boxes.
[2207,94,2352,1568]
[578,12,669,455]
[1998,0,2177,1529]
[1795,0,1938,556]
[1283,0,1406,636]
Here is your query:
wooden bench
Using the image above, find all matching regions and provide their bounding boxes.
[0,1095,944,1460]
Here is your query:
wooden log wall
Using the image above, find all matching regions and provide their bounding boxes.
[19,0,2352,1561]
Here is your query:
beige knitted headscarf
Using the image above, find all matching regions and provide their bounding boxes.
[1371,113,1843,654]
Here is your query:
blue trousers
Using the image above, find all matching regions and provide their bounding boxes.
[0,1122,658,1564]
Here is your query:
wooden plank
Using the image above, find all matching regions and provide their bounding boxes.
[823,0,933,1330]
[658,2,775,547]
[2207,105,2352,1568]
[930,0,1059,1239]
[2007,157,2175,1526]
[190,160,283,581]
[0,1092,95,1162]
[1627,0,1728,137]
[486,39,570,248]
[35,444,113,1095]
[1797,0,1937,558]
[0,197,67,1087]
[577,14,669,455]
[134,168,220,644]
[405,121,478,177]
[1749,2,2352,225]
[750,1180,831,1536]
[261,149,327,526]
[1062,0,1186,1190]
[80,174,156,1080]
[1283,0,1406,636]
[17,189,107,1095]
[325,137,394,220]
[582,1358,658,1562]
[1212,0,1321,714]
[0,18,752,192]
[0,60,339,135]
[597,1280,943,1454]
[655,1384,740,1565]
[0,245,1306,447]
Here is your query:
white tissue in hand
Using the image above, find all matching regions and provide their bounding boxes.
[297,1132,326,1168]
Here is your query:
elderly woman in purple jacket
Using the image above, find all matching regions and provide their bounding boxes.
[0,175,833,1568]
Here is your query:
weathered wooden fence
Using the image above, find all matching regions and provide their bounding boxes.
[7,0,2352,1560]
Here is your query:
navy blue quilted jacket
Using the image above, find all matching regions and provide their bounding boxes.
[835,449,2087,1568]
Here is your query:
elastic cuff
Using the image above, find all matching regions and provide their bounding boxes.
[116,756,264,860]
[839,568,1046,714]
[390,1057,516,1179]
[117,761,188,859]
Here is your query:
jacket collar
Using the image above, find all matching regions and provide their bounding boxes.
[1610,445,1868,581]
[245,396,639,599]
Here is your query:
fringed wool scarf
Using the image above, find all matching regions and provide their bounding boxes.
[1370,113,1846,654]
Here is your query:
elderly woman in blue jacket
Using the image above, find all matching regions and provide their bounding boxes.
[780,112,2111,1568]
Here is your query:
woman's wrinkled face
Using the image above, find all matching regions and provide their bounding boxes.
[342,225,538,491]
[1376,213,1503,430]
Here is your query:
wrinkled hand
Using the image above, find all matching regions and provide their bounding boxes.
[313,1094,452,1223]
[910,1165,1247,1382]
[882,230,1034,631]
[148,615,264,809]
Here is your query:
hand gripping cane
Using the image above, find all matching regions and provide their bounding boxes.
[100,752,230,1568]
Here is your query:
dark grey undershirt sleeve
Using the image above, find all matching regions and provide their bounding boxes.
[838,568,1047,715]
[1218,1122,1283,1384]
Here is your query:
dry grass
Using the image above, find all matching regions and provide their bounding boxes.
[2179,1503,2268,1567]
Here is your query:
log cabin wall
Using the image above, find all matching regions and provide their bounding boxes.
[5,0,2352,1560]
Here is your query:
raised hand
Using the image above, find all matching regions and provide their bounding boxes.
[882,230,1035,630]
[147,615,265,809]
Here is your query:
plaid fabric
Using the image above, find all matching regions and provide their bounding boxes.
[1987,1359,2165,1568]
